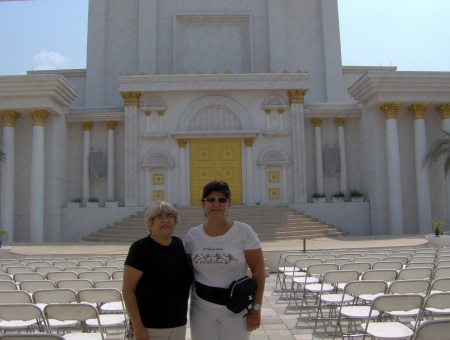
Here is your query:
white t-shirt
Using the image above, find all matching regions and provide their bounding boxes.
[184,221,261,288]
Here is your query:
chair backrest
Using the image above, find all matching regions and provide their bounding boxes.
[340,262,371,274]
[111,270,124,280]
[323,258,352,267]
[410,256,436,264]
[322,270,359,285]
[43,303,105,339]
[46,271,78,282]
[35,266,62,275]
[93,279,123,290]
[387,279,431,295]
[398,267,433,280]
[62,266,91,274]
[77,288,123,305]
[20,280,56,293]
[386,255,409,265]
[49,261,78,269]
[113,255,127,260]
[64,257,88,264]
[436,260,450,268]
[406,262,435,270]
[433,266,450,280]
[78,260,105,268]
[337,253,363,261]
[13,272,45,282]
[6,266,34,275]
[412,318,450,340]
[0,290,33,303]
[372,260,404,271]
[0,280,18,290]
[343,280,388,297]
[0,303,48,331]
[361,269,398,282]
[293,258,322,271]
[78,271,111,282]
[282,253,310,267]
[105,260,125,269]
[56,279,93,292]
[33,288,78,304]
[92,266,119,275]
[371,294,424,314]
[0,273,13,281]
[25,261,52,269]
[0,334,65,339]
[88,256,112,262]
[430,277,450,293]
[353,257,379,266]
[306,263,339,276]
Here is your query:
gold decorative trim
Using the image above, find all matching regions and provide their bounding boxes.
[28,109,49,126]
[277,108,285,115]
[121,92,141,107]
[105,121,117,130]
[268,171,280,183]
[152,190,164,201]
[268,188,280,200]
[312,118,322,127]
[177,139,187,148]
[243,137,254,147]
[264,109,271,115]
[82,121,93,131]
[153,173,165,185]
[157,110,165,116]
[436,104,450,120]
[0,110,20,127]
[335,118,346,127]
[407,103,429,120]
[288,89,307,104]
[380,103,401,120]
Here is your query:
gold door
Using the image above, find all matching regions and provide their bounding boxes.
[190,139,242,205]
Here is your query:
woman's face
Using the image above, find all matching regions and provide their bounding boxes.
[150,213,176,239]
[202,191,230,219]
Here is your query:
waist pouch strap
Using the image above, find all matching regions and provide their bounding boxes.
[195,281,228,305]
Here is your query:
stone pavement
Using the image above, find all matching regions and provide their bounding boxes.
[1,234,433,339]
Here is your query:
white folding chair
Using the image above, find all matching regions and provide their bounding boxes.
[62,267,91,274]
[56,279,93,292]
[412,318,450,340]
[13,272,45,283]
[286,258,322,305]
[433,266,450,279]
[46,271,78,282]
[111,270,124,280]
[64,257,88,264]
[50,261,78,269]
[387,279,431,297]
[333,280,388,339]
[6,266,34,275]
[25,261,52,270]
[35,267,62,276]
[105,260,124,269]
[312,270,360,334]
[274,252,309,294]
[78,261,104,269]
[406,262,435,270]
[429,277,450,294]
[20,280,56,294]
[398,267,433,280]
[0,303,48,334]
[0,273,13,281]
[93,280,122,290]
[340,262,371,277]
[0,281,18,290]
[361,294,424,340]
[372,260,404,271]
[0,290,33,303]
[44,303,105,339]
[420,292,450,321]
[92,266,119,276]
[78,271,110,282]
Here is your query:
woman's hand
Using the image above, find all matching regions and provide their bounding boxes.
[133,324,150,340]
[246,309,261,332]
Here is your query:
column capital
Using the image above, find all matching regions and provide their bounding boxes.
[105,121,117,130]
[380,103,402,120]
[264,109,271,115]
[407,103,429,120]
[312,118,323,127]
[335,118,346,127]
[288,89,307,104]
[157,110,165,116]
[82,121,93,131]
[177,139,187,148]
[121,92,141,107]
[28,109,49,126]
[436,103,450,120]
[243,137,255,147]
[277,108,285,115]
[0,110,20,127]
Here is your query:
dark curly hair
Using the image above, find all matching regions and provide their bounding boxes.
[201,180,231,202]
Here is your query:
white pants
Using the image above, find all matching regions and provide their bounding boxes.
[190,291,250,340]
[147,324,186,340]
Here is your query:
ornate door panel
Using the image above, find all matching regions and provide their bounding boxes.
[190,139,242,205]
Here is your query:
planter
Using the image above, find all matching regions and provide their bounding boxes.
[332,197,345,203]
[350,196,364,202]
[67,202,80,208]
[425,234,450,249]
[105,201,119,208]
[313,197,326,203]
[86,202,99,208]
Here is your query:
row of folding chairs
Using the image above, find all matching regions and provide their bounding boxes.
[0,269,124,284]
[0,278,123,293]
[0,287,128,337]
[0,260,124,271]
[0,255,126,265]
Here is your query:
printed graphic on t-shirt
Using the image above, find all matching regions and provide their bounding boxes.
[192,249,238,265]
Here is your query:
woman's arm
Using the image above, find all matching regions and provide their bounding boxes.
[122,265,149,340]
[244,247,265,332]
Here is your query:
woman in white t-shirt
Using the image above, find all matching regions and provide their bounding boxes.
[185,180,265,340]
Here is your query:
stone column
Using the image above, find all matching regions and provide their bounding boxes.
[380,103,404,235]
[336,118,348,195]
[281,164,288,205]
[436,103,450,219]
[177,139,188,206]
[105,121,117,202]
[408,104,432,234]
[122,92,141,206]
[143,110,151,133]
[264,109,271,132]
[81,122,93,205]
[288,89,308,203]
[28,109,49,242]
[0,111,20,241]
[278,108,285,132]
[244,137,255,205]
[258,165,267,204]
[312,118,324,194]
[157,110,165,134]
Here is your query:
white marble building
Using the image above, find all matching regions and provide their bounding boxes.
[1,0,449,242]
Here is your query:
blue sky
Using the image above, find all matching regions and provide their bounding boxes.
[0,0,449,75]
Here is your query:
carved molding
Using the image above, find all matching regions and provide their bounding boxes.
[380,103,401,120]
[407,103,429,120]
[0,110,20,127]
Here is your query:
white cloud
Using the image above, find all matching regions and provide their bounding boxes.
[33,50,69,70]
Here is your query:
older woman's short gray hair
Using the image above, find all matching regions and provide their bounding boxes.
[144,201,179,233]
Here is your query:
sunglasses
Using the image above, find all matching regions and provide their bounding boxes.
[203,197,229,203]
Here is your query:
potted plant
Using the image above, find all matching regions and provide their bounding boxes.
[67,198,81,208]
[105,200,119,208]
[312,193,326,203]
[87,197,99,208]
[331,192,345,203]
[350,190,364,202]
[429,220,447,237]
[0,230,8,248]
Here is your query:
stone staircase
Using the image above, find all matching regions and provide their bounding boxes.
[82,205,351,243]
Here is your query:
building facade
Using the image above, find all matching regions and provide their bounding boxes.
[1,0,449,242]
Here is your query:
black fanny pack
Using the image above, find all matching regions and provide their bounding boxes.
[195,276,257,314]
